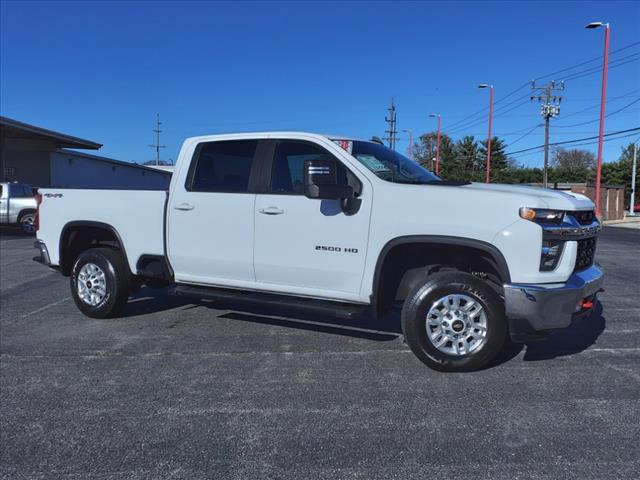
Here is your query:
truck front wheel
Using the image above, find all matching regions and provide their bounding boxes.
[401,272,506,372]
[70,248,129,318]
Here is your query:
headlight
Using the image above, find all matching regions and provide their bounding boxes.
[519,207,565,224]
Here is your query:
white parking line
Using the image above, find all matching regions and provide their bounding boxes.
[21,297,71,318]
[586,347,640,353]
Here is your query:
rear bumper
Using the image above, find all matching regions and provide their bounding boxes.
[503,264,604,340]
[33,240,52,266]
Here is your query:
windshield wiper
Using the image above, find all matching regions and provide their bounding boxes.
[392,179,430,185]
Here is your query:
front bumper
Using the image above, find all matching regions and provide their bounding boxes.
[503,264,604,339]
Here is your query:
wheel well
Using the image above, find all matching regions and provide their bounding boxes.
[59,223,128,276]
[374,241,509,316]
[18,209,36,221]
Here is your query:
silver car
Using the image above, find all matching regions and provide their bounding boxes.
[0,182,37,233]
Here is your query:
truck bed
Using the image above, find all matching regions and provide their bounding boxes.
[37,189,167,273]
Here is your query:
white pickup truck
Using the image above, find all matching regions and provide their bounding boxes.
[34,132,603,371]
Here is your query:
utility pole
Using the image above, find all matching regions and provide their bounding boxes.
[149,113,166,166]
[478,84,494,183]
[531,80,564,188]
[384,98,398,151]
[630,141,638,216]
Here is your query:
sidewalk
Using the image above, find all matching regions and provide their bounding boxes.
[603,215,640,229]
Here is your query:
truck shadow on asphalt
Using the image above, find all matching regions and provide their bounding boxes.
[521,302,606,362]
[0,226,34,239]
[122,289,606,367]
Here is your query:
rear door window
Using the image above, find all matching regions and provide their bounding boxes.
[9,184,32,198]
[188,140,258,193]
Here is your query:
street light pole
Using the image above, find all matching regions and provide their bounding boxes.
[586,21,611,217]
[430,113,441,175]
[402,129,413,160]
[479,84,494,183]
[630,141,638,216]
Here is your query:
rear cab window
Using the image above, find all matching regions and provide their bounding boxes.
[187,140,258,193]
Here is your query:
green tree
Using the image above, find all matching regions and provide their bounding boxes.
[412,131,455,174]
[479,137,510,183]
[444,136,478,181]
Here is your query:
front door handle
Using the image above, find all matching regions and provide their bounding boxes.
[259,207,284,215]
[174,203,195,211]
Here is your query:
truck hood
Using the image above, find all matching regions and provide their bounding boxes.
[458,182,595,211]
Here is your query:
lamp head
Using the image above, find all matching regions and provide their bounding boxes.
[585,21,606,29]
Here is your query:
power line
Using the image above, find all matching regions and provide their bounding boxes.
[508,124,543,147]
[442,40,640,136]
[443,82,530,130]
[447,93,533,135]
[534,41,640,81]
[554,97,640,128]
[562,52,640,82]
[505,127,640,156]
[559,88,640,121]
[509,131,640,160]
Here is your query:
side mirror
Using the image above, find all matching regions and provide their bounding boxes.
[303,159,353,200]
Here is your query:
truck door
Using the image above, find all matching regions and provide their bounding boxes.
[167,139,260,286]
[253,140,372,302]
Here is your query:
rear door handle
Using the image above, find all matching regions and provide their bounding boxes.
[259,207,284,215]
[174,203,195,211]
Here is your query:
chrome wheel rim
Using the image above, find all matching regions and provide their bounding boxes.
[426,294,488,356]
[77,263,107,306]
[21,215,35,233]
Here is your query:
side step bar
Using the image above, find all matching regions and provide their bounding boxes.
[172,284,369,320]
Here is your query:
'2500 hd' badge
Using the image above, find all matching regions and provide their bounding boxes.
[315,245,358,253]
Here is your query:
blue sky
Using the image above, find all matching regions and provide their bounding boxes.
[1,1,639,168]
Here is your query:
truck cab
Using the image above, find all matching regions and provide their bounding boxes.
[34,132,604,371]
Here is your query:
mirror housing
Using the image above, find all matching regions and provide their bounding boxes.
[303,159,353,200]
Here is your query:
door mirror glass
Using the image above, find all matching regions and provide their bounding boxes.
[303,159,353,200]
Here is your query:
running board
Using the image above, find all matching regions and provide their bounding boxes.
[172,284,368,320]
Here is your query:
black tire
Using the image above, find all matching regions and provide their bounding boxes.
[18,211,36,234]
[70,248,130,319]
[401,271,506,372]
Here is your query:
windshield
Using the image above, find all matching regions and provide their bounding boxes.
[349,141,441,184]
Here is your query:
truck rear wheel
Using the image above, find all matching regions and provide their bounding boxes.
[401,271,506,372]
[70,248,129,319]
[19,212,35,234]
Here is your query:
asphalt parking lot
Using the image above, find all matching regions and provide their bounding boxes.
[1,227,639,480]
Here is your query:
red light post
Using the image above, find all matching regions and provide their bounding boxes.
[429,113,441,175]
[479,84,494,183]
[586,21,610,217]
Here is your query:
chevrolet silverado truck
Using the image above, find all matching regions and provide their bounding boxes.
[1,181,37,233]
[33,132,603,371]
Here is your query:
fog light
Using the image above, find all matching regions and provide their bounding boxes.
[540,240,564,271]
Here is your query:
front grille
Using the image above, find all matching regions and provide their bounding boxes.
[575,237,596,271]
[572,210,595,225]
